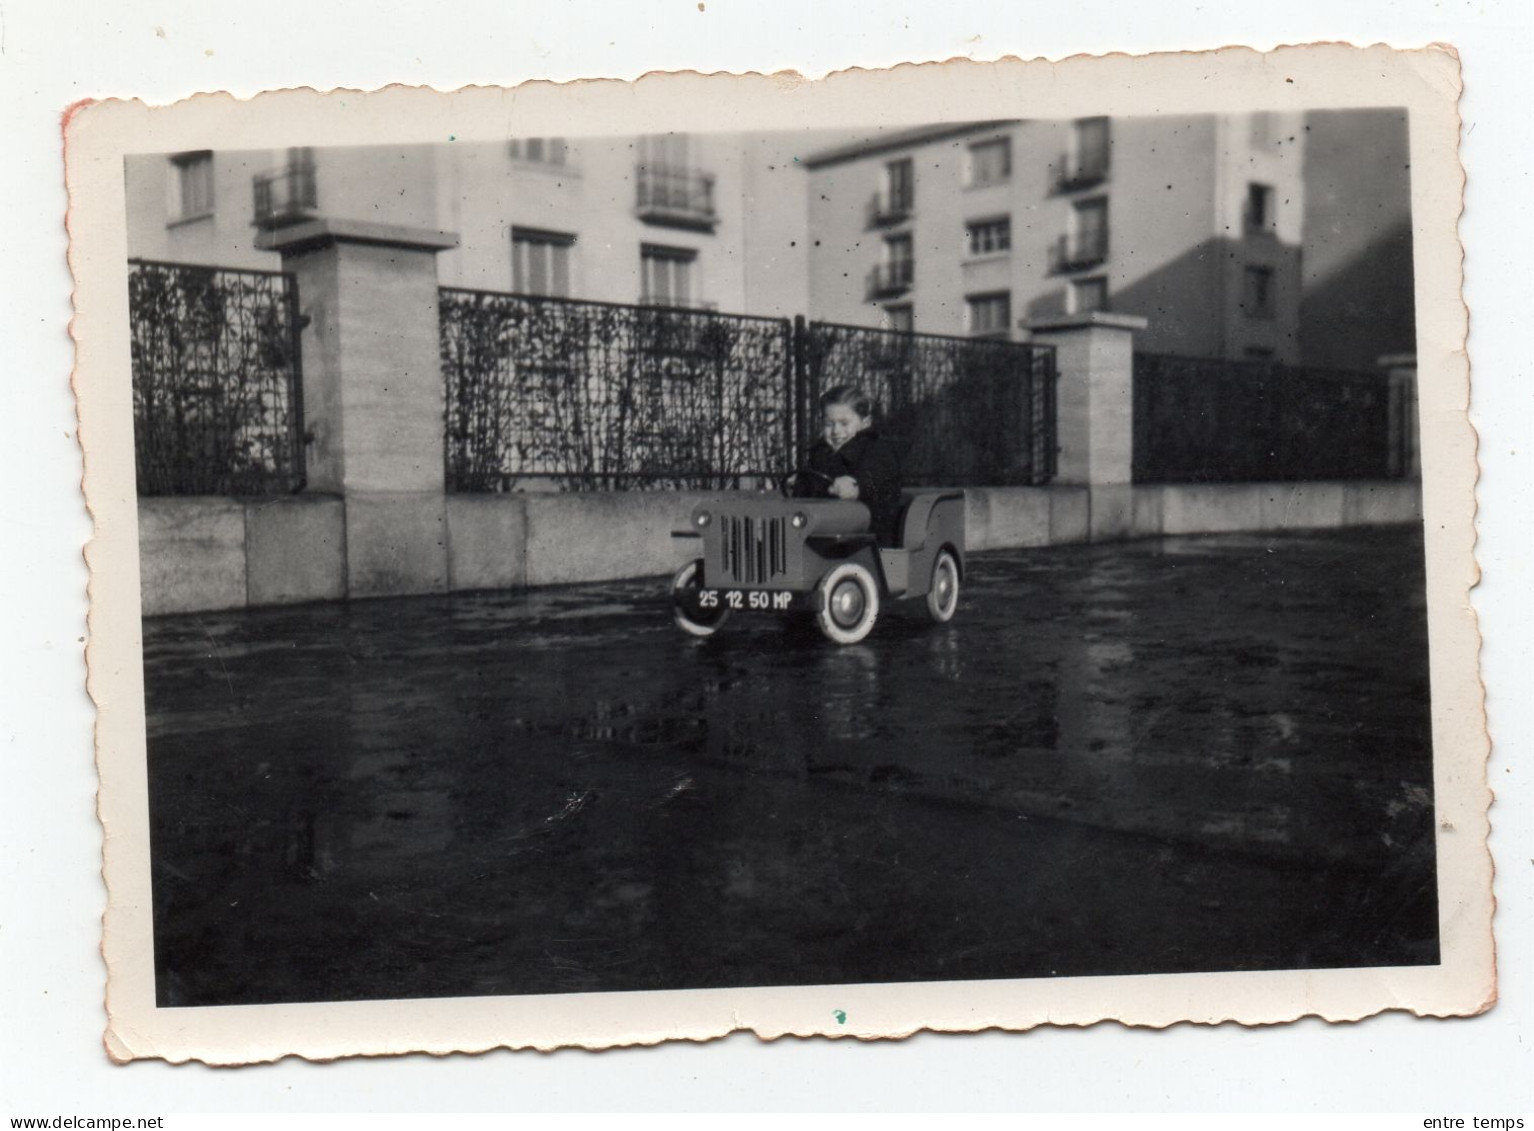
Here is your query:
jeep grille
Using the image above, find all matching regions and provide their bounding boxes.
[719,514,789,586]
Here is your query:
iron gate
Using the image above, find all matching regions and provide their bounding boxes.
[128,258,307,496]
[440,290,1059,492]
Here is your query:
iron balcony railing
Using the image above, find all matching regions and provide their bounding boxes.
[1054,150,1111,191]
[1049,230,1109,273]
[866,189,914,228]
[252,159,318,229]
[635,165,719,231]
[866,260,915,299]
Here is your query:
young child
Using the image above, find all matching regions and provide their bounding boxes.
[793,384,904,546]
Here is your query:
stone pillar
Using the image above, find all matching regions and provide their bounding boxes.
[1020,311,1148,539]
[258,218,460,598]
[1378,353,1420,480]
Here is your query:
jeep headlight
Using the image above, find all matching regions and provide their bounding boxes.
[791,512,808,529]
[695,510,712,527]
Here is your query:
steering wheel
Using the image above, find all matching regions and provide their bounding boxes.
[779,468,832,499]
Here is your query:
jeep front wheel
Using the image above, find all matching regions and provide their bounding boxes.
[671,560,730,637]
[815,562,881,645]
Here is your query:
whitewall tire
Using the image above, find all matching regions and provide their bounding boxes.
[672,560,730,637]
[815,561,881,645]
[923,549,960,623]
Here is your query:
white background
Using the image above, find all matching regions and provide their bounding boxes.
[2,0,1530,1113]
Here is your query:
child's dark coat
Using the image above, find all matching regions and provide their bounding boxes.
[793,430,904,546]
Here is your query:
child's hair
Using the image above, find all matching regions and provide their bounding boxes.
[819,384,875,420]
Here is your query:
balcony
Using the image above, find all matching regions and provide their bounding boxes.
[1054,150,1111,192]
[1049,231,1109,274]
[866,190,914,228]
[252,159,319,230]
[866,260,915,299]
[635,165,719,232]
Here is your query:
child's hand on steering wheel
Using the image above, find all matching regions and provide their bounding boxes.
[829,476,860,500]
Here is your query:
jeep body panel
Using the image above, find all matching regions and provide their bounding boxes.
[672,489,965,612]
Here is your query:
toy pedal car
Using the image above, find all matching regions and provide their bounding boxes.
[670,483,966,645]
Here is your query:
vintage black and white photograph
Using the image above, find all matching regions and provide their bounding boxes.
[72,50,1488,1061]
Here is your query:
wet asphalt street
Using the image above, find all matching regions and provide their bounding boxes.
[143,526,1437,1006]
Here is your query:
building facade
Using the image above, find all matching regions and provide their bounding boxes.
[1297,108,1416,372]
[803,114,1312,363]
[125,132,813,317]
[124,110,1414,370]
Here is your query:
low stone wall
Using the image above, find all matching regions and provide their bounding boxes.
[962,479,1423,551]
[444,491,713,590]
[139,480,1423,615]
[138,495,346,616]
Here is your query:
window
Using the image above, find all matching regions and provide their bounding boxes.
[885,158,914,213]
[884,304,914,333]
[641,243,698,307]
[1248,111,1277,149]
[1073,197,1109,262]
[511,228,575,297]
[1243,266,1276,319]
[967,291,1011,338]
[169,151,214,221]
[967,138,1012,187]
[967,216,1012,256]
[509,137,568,165]
[884,233,914,287]
[1073,117,1111,182]
[1071,277,1109,315]
[1245,183,1275,233]
[641,133,692,168]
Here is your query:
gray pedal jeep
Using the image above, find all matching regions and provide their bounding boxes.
[670,482,966,644]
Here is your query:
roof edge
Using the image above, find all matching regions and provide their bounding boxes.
[800,120,1021,170]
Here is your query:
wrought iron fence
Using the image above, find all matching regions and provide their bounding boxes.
[798,319,1058,487]
[1132,352,1401,483]
[440,289,794,491]
[128,259,306,496]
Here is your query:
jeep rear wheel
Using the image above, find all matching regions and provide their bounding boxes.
[923,549,960,623]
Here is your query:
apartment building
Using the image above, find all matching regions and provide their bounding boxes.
[1297,108,1415,372]
[124,132,812,317]
[803,114,1321,363]
[123,110,1413,370]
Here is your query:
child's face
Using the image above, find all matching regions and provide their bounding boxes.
[822,403,871,451]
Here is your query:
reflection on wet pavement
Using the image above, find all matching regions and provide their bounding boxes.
[144,527,1437,1005]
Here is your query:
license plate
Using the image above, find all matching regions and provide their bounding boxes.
[698,588,796,612]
